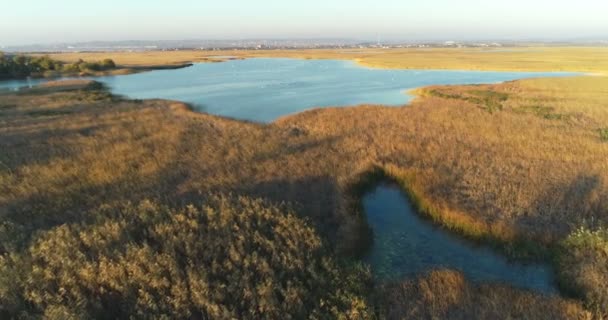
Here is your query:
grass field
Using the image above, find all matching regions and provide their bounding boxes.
[2,70,607,317]
[45,47,608,73]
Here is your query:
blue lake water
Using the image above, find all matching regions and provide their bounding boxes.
[363,185,556,294]
[1,58,574,122]
[1,57,565,292]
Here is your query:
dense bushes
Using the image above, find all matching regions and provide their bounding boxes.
[0,54,60,78]
[101,58,116,69]
[0,195,372,319]
[558,227,608,318]
[67,59,116,72]
[0,52,116,79]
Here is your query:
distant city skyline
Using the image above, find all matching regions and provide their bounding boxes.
[2,0,608,46]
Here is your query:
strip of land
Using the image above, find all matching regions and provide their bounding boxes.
[44,47,608,74]
[0,52,193,80]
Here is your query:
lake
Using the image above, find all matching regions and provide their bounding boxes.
[0,58,574,122]
[363,185,556,294]
[1,57,564,293]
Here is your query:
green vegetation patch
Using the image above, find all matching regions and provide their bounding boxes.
[599,128,608,142]
[427,89,462,100]
[466,90,509,113]
[0,52,117,79]
[515,105,570,120]
[558,226,608,317]
[426,88,509,113]
[61,58,116,73]
[468,90,509,102]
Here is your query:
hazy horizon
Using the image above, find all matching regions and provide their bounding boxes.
[2,0,608,47]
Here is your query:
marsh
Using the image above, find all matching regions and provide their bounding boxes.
[1,58,575,122]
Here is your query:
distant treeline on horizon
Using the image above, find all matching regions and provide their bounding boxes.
[0,52,116,79]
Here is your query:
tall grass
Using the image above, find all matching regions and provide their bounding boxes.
[379,270,590,320]
[558,227,608,318]
[2,75,608,317]
[45,46,608,73]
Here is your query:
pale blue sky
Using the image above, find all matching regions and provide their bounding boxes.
[2,0,607,46]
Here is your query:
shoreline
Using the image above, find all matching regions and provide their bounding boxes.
[0,62,194,82]
[11,78,560,262]
[35,47,608,75]
[3,76,604,315]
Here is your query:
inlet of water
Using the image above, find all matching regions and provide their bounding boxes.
[363,184,556,294]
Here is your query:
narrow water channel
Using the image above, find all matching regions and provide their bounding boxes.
[363,185,557,294]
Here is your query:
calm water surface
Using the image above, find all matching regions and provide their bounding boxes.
[363,185,556,294]
[0,58,574,122]
[1,58,563,293]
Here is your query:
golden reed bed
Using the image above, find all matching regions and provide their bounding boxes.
[2,72,607,317]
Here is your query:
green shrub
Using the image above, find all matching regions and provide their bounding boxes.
[558,226,608,318]
[467,90,509,113]
[62,62,81,73]
[33,55,60,71]
[79,62,102,72]
[425,88,509,113]
[599,128,608,142]
[0,54,116,79]
[101,58,116,69]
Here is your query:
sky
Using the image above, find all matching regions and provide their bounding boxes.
[2,0,608,46]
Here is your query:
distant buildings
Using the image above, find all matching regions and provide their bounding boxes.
[10,38,608,53]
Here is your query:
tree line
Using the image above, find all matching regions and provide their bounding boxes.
[0,52,116,79]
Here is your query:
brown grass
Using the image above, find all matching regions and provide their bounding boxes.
[2,75,608,317]
[380,270,590,320]
[45,47,608,73]
[42,51,239,67]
